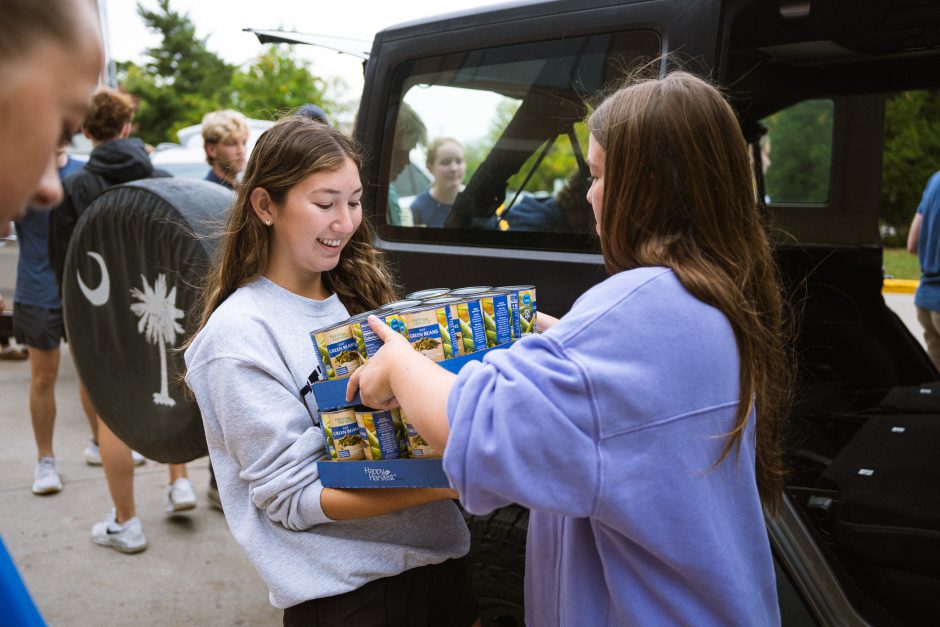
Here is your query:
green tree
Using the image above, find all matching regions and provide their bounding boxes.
[118,0,235,145]
[229,45,335,121]
[764,99,834,203]
[882,90,940,229]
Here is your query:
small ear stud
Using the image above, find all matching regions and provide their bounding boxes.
[264,220,272,226]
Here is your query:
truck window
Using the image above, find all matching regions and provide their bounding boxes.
[380,30,660,252]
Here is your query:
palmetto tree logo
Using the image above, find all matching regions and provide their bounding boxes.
[130,273,184,407]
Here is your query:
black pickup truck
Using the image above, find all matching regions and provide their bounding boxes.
[342,1,940,625]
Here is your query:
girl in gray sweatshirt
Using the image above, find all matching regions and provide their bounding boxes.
[184,117,475,624]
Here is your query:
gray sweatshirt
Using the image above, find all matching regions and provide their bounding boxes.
[184,277,469,609]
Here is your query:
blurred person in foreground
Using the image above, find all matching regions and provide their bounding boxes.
[201,109,249,190]
[0,0,102,623]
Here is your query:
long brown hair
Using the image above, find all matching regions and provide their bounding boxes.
[190,116,398,341]
[588,71,790,511]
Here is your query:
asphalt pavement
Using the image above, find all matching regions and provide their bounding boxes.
[0,343,280,626]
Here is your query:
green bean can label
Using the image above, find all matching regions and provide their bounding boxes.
[456,299,488,354]
[352,312,408,362]
[311,323,361,380]
[402,307,446,362]
[401,410,439,458]
[500,285,537,336]
[480,292,513,347]
[355,408,403,460]
[423,296,464,359]
[320,409,365,461]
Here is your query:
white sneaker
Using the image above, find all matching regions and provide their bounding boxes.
[83,440,146,466]
[91,510,147,554]
[165,477,197,513]
[32,457,62,495]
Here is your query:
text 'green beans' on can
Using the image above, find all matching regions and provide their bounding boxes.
[349,310,408,362]
[480,291,513,347]
[455,298,488,354]
[355,408,407,460]
[400,409,439,458]
[402,306,447,362]
[499,285,537,336]
[422,296,464,359]
[311,322,361,380]
[320,408,365,461]
[405,288,450,300]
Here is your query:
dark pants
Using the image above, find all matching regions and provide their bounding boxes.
[283,556,478,627]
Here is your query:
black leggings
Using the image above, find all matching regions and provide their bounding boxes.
[283,556,478,627]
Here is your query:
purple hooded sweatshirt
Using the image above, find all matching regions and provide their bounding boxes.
[445,266,779,626]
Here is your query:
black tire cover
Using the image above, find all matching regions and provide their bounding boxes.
[63,178,232,463]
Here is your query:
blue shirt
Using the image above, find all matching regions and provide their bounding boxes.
[410,190,452,228]
[915,171,940,311]
[14,156,83,308]
[445,267,779,626]
[204,169,234,190]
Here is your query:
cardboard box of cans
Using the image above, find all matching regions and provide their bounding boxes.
[312,285,536,488]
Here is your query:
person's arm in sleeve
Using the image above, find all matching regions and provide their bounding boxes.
[908,212,922,255]
[191,355,453,529]
[444,335,600,516]
[48,183,79,288]
[349,316,600,517]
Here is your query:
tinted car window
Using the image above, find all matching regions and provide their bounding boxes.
[380,30,660,252]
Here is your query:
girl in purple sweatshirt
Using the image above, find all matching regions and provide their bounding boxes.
[350,70,789,626]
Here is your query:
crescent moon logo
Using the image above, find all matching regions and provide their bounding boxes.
[77,251,110,307]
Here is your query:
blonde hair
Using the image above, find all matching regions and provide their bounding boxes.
[189,116,398,342]
[201,110,249,164]
[589,71,790,511]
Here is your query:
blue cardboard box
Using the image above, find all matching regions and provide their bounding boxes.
[313,346,507,488]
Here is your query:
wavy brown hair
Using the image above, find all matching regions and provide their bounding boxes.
[588,71,790,511]
[189,116,398,342]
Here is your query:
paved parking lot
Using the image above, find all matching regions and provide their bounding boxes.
[0,343,280,626]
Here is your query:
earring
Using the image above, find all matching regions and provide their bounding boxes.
[264,220,272,226]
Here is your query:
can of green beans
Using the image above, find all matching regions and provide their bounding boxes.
[400,409,439,458]
[479,291,513,347]
[455,298,488,354]
[405,288,451,300]
[379,299,422,311]
[320,408,365,461]
[355,407,406,460]
[421,296,464,359]
[498,285,537,337]
[310,321,362,380]
[448,286,492,297]
[401,305,447,362]
[349,310,409,362]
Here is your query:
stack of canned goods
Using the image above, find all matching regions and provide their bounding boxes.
[310,285,538,382]
[320,406,440,461]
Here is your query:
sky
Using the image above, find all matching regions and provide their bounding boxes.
[103,0,508,106]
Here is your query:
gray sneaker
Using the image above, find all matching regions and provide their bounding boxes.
[32,457,62,495]
[91,510,147,554]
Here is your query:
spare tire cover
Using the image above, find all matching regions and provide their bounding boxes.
[63,178,232,463]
